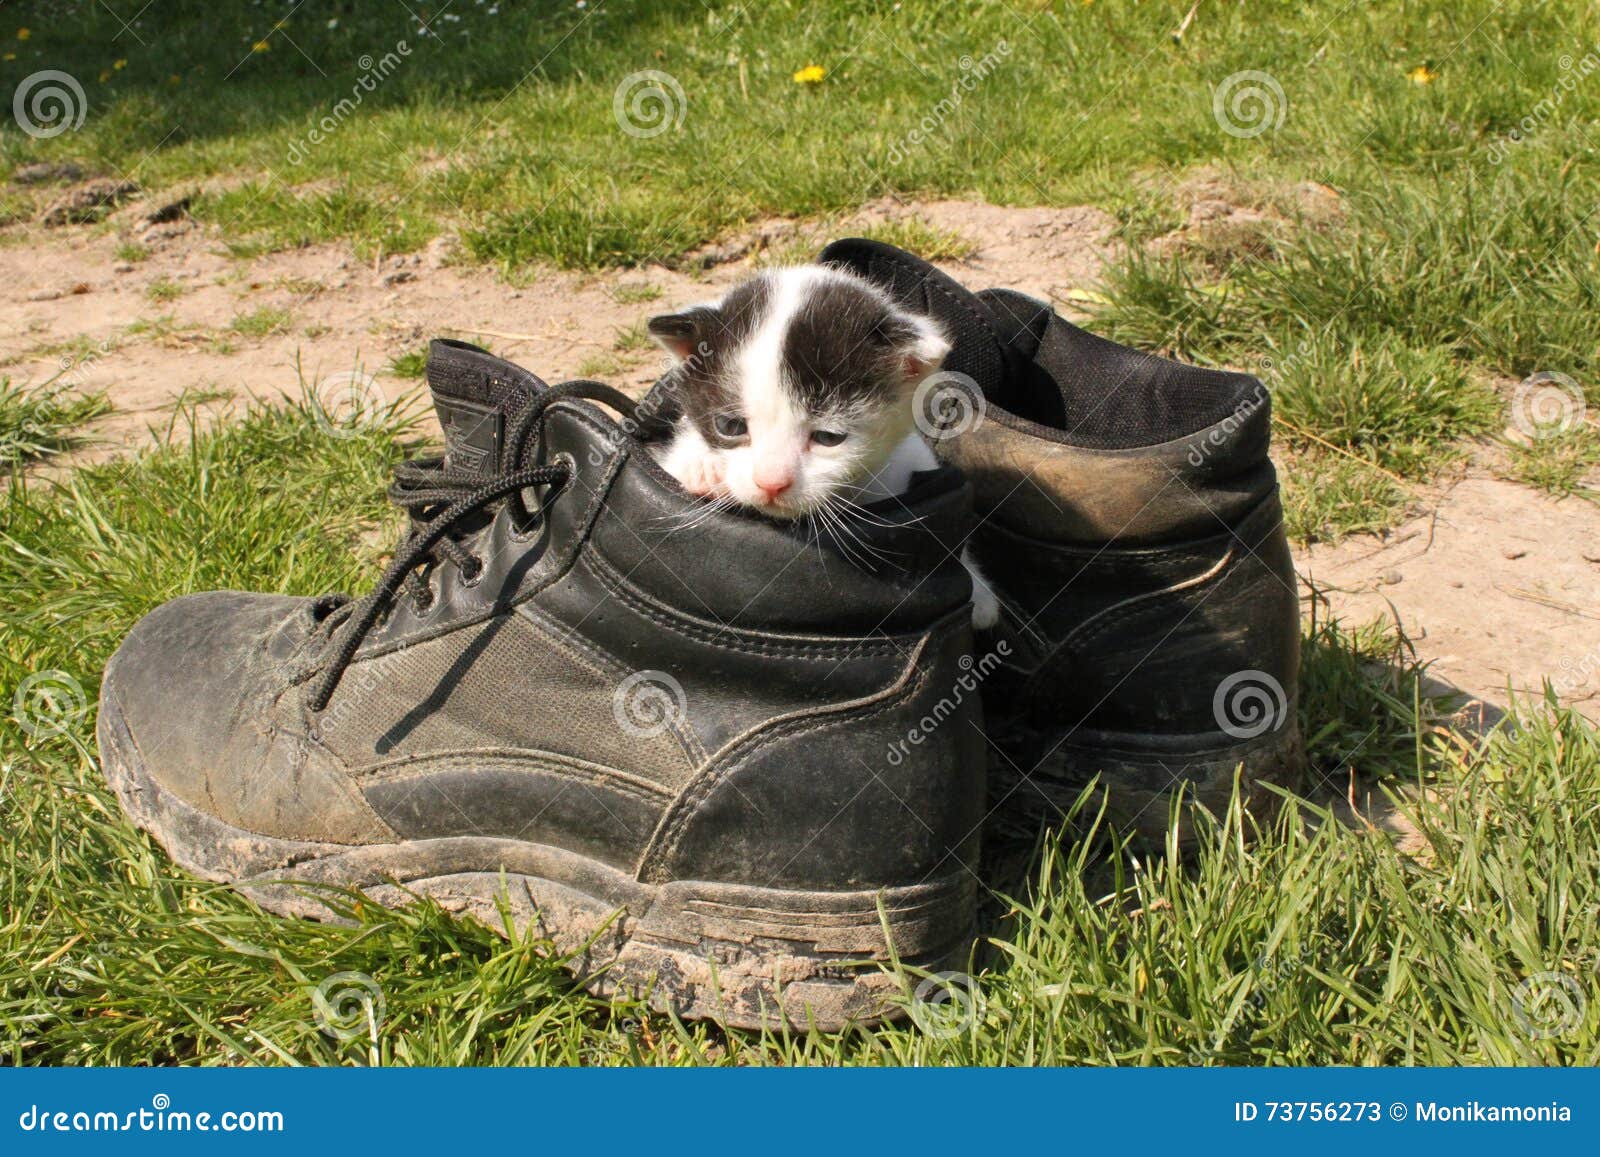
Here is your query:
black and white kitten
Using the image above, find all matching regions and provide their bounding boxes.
[646,265,999,629]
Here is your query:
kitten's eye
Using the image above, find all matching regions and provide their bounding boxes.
[811,429,848,448]
[713,414,748,439]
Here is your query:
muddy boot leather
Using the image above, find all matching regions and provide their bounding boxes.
[820,239,1304,843]
[98,339,986,1030]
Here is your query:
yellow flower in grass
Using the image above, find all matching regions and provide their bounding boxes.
[1408,65,1437,86]
[113,58,126,70]
[2,53,14,62]
[17,28,30,40]
[252,39,271,53]
[793,64,826,85]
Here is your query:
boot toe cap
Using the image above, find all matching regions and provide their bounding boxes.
[100,591,392,846]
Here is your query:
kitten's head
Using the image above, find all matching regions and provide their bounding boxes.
[647,266,949,520]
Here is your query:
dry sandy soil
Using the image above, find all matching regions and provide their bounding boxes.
[5,190,1597,727]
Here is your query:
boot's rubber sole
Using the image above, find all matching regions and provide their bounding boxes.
[98,696,974,1032]
[987,720,1307,845]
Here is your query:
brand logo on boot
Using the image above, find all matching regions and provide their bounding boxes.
[437,396,502,472]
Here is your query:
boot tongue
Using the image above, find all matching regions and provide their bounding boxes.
[425,338,548,472]
[818,237,1009,397]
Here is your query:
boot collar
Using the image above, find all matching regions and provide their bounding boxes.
[425,338,548,472]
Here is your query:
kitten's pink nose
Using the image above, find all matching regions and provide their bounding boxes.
[754,474,792,503]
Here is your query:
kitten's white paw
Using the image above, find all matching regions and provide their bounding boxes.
[682,455,726,498]
[962,550,1001,631]
[970,583,1001,631]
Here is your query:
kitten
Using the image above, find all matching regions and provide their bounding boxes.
[646,264,1000,629]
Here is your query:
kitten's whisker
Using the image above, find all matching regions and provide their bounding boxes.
[683,496,740,531]
[814,500,891,570]
[652,507,708,531]
[831,494,923,529]
[804,511,830,566]
[806,506,859,569]
[654,494,737,532]
[824,498,905,568]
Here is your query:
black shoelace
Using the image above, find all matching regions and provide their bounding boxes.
[306,379,638,712]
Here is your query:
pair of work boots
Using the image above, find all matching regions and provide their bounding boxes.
[97,241,1303,1031]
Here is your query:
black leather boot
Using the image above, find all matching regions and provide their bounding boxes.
[97,340,985,1030]
[821,239,1304,844]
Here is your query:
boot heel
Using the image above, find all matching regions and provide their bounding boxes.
[990,720,1307,845]
[595,874,977,1031]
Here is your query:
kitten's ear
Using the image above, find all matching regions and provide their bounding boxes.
[897,318,951,382]
[647,306,719,362]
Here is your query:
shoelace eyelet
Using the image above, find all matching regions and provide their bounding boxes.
[508,503,539,542]
[460,556,485,588]
[511,451,578,541]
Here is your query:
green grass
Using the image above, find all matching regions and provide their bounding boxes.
[8,1,1592,276]
[611,322,653,355]
[758,216,978,268]
[1092,165,1592,539]
[1281,455,1412,545]
[387,349,429,380]
[123,314,177,340]
[228,305,292,338]
[1261,330,1503,533]
[1266,335,1500,476]
[1,399,1597,1065]
[9,0,1600,540]
[145,276,185,303]
[0,192,35,228]
[0,378,111,467]
[855,218,977,263]
[1501,428,1600,500]
[576,352,627,378]
[15,333,110,368]
[1096,168,1600,386]
[610,282,663,306]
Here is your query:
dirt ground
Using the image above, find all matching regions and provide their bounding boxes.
[5,191,1598,726]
